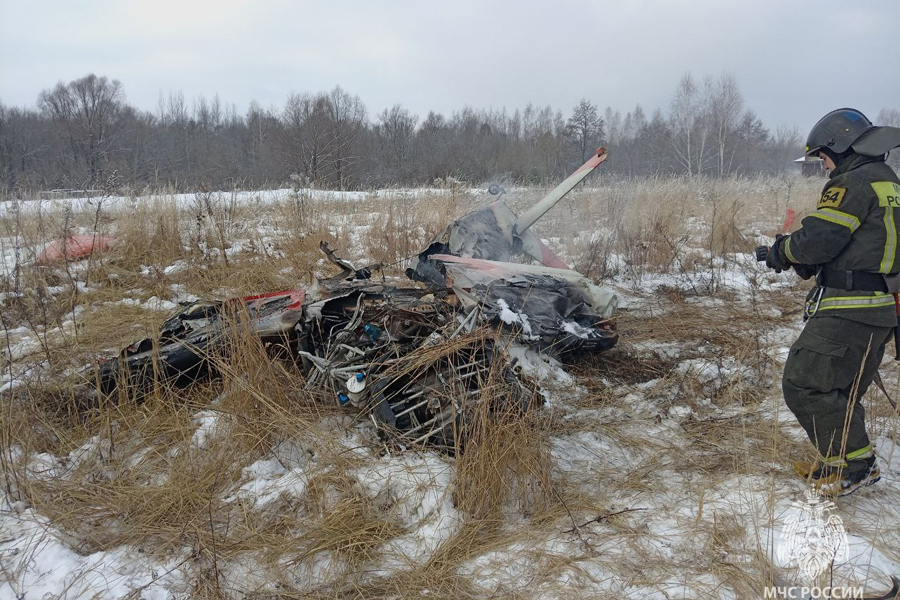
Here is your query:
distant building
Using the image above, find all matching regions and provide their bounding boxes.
[794,156,825,177]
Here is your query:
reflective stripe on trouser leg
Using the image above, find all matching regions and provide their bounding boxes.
[822,444,874,468]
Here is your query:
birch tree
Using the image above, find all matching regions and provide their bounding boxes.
[707,73,744,176]
[669,73,710,176]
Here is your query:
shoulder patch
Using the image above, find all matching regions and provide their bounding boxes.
[872,181,900,208]
[818,187,846,209]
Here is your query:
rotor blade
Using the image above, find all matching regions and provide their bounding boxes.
[515,147,608,235]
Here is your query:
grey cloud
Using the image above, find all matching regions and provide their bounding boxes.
[1,0,898,130]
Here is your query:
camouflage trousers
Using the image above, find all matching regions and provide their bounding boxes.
[782,315,892,470]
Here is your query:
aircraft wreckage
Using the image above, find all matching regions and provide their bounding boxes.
[89,149,618,448]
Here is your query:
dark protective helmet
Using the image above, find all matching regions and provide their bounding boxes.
[805,108,874,157]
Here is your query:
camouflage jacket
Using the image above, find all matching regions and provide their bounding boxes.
[777,153,900,326]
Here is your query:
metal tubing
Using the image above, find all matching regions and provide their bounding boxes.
[393,397,430,418]
[409,394,488,445]
[404,407,453,440]
[400,388,488,438]
[450,308,480,339]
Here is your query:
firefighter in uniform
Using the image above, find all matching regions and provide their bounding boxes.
[759,108,900,496]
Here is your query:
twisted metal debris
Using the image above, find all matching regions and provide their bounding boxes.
[89,149,619,447]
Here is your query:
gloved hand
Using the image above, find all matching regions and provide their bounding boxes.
[793,264,818,280]
[754,245,769,262]
[767,234,792,273]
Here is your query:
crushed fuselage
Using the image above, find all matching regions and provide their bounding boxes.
[89,150,618,447]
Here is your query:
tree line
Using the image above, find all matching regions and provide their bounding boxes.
[1,72,897,194]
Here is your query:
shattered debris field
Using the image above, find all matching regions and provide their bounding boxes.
[2,177,899,599]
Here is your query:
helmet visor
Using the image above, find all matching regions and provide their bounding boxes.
[805,144,824,157]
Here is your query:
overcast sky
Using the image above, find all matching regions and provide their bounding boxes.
[1,0,898,131]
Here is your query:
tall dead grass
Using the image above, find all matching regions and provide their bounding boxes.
[6,174,877,598]
[560,175,819,284]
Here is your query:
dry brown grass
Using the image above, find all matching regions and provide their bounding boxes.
[294,471,406,568]
[453,381,555,522]
[2,320,570,597]
[3,327,367,600]
[4,175,896,598]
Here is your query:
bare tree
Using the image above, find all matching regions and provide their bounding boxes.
[669,73,711,176]
[877,108,900,127]
[280,93,327,185]
[0,104,18,191]
[643,108,671,176]
[876,108,900,169]
[707,73,744,176]
[770,124,802,175]
[278,88,367,188]
[376,104,418,182]
[566,99,604,163]
[528,105,567,179]
[246,101,277,182]
[322,86,367,189]
[604,106,621,147]
[0,71,824,194]
[731,110,770,174]
[38,74,124,185]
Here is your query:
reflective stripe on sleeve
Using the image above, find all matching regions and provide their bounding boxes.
[809,208,861,233]
[880,206,897,274]
[784,236,799,263]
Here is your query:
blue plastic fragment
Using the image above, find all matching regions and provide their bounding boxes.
[363,323,381,341]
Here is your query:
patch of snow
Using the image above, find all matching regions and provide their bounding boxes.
[169,283,199,303]
[496,298,533,336]
[162,260,189,275]
[191,410,224,449]
[111,296,177,312]
[0,493,187,599]
[1,333,43,362]
[562,319,596,339]
[227,457,309,508]
[352,452,459,564]
[507,343,573,386]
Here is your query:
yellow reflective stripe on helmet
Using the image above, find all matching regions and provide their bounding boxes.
[845,445,874,461]
[880,206,897,274]
[784,235,799,263]
[810,208,861,233]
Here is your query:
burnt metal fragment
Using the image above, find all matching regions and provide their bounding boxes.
[88,150,618,448]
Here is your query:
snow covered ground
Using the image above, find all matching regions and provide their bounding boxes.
[2,181,898,599]
[0,186,491,221]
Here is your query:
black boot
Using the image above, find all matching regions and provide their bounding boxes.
[794,456,881,497]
